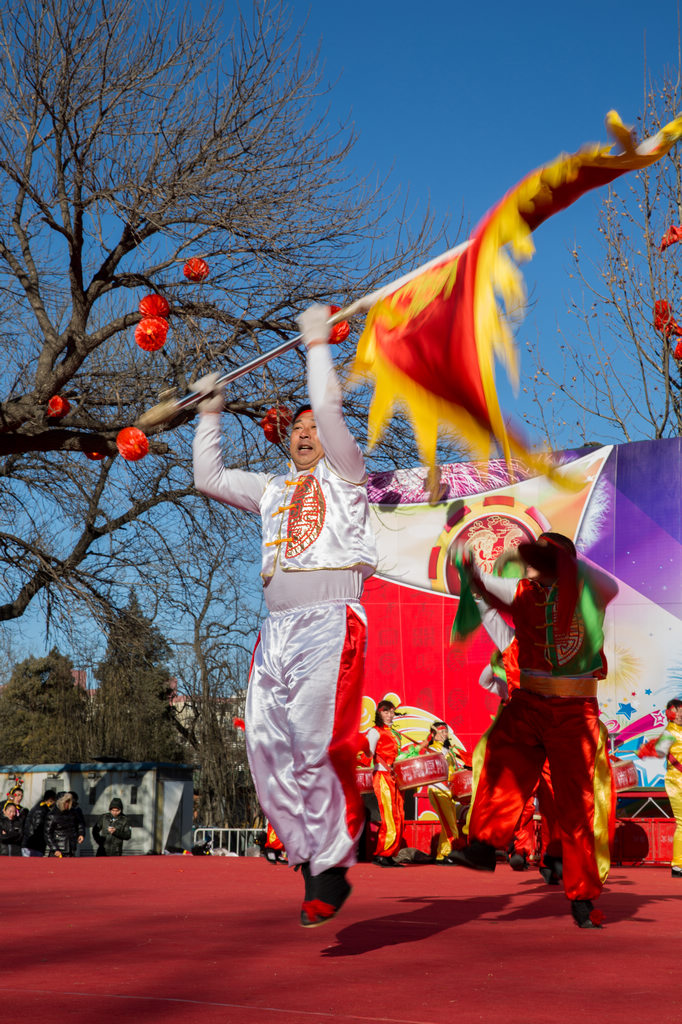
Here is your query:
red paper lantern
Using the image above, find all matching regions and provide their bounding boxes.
[675,340,682,360]
[661,225,682,252]
[46,395,71,418]
[328,304,351,344]
[84,448,106,461]
[116,427,149,461]
[183,257,210,283]
[232,717,246,731]
[259,406,292,444]
[135,316,168,352]
[139,294,170,317]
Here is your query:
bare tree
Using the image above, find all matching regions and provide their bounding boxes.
[153,532,262,826]
[521,67,682,447]
[0,0,439,629]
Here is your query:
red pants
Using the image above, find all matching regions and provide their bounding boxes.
[372,772,404,858]
[468,689,613,901]
[511,762,560,861]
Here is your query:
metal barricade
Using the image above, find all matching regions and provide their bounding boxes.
[193,826,265,856]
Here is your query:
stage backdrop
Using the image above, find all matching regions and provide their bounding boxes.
[360,438,682,792]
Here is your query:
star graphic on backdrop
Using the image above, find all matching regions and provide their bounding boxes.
[645,689,652,695]
[617,702,636,720]
[651,709,666,727]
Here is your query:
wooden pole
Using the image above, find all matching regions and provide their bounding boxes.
[135,240,470,430]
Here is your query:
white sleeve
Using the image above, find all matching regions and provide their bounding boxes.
[366,727,379,755]
[655,731,675,757]
[306,343,366,484]
[193,415,268,513]
[478,664,508,701]
[477,600,514,651]
[476,575,519,607]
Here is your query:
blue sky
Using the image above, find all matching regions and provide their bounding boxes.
[292,0,680,413]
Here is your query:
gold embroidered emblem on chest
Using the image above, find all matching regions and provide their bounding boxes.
[285,475,326,557]
[552,605,585,666]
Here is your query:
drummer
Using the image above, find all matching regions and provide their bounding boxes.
[366,700,405,867]
[420,721,461,863]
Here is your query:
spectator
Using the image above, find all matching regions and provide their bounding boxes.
[0,800,24,856]
[22,789,58,857]
[92,798,132,857]
[45,792,85,857]
[8,785,27,835]
[69,791,87,854]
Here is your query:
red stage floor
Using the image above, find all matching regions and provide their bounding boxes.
[3,856,681,1024]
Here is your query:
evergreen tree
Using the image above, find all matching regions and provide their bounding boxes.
[0,648,88,763]
[93,592,182,762]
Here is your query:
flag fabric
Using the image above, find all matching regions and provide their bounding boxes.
[354,111,682,474]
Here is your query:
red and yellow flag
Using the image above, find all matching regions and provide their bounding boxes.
[355,111,682,475]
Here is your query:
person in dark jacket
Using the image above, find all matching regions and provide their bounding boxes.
[45,792,85,857]
[21,789,57,857]
[69,791,87,850]
[0,800,24,856]
[8,785,28,835]
[92,798,132,856]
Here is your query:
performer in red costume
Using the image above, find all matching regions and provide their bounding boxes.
[477,603,561,879]
[264,821,287,864]
[366,700,405,866]
[193,304,377,927]
[419,721,463,862]
[638,698,682,878]
[451,533,618,928]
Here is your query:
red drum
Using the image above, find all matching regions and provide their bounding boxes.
[612,758,638,792]
[356,767,374,794]
[393,752,449,791]
[450,768,473,800]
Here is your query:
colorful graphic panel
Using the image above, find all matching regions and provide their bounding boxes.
[362,439,682,791]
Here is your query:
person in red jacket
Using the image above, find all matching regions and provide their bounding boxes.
[366,700,405,866]
[451,532,618,929]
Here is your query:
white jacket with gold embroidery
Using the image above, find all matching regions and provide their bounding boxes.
[258,459,376,578]
[193,342,377,588]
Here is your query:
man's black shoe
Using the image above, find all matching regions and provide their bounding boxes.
[571,898,603,929]
[447,840,496,872]
[300,866,352,928]
[542,853,563,879]
[539,865,561,885]
[373,855,400,867]
[672,867,682,878]
[294,862,312,901]
[509,851,528,871]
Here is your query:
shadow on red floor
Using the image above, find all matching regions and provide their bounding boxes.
[2,856,681,1023]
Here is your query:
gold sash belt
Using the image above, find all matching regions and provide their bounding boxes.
[519,673,598,698]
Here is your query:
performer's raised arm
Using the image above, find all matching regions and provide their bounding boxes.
[192,375,268,513]
[297,304,366,484]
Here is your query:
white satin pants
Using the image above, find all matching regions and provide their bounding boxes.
[246,600,367,875]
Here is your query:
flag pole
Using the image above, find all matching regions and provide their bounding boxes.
[135,240,470,430]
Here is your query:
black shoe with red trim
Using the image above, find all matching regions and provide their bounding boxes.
[300,867,351,928]
[571,899,604,929]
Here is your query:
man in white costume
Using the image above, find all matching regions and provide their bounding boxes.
[193,304,377,927]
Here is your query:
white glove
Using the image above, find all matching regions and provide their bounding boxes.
[297,303,331,349]
[192,372,224,414]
